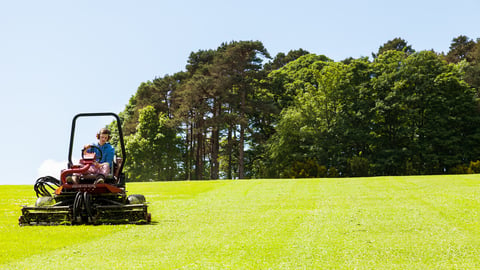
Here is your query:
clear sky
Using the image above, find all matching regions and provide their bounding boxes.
[1,0,479,185]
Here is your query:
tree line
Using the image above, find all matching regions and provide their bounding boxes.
[109,36,480,181]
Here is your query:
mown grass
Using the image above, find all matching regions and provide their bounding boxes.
[1,175,480,269]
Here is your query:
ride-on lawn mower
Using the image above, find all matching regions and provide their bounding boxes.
[19,112,151,225]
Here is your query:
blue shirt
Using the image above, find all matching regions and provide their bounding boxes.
[89,142,115,169]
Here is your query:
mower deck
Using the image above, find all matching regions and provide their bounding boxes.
[19,184,151,226]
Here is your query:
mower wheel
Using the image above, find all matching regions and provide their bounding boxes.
[35,197,55,207]
[127,194,146,204]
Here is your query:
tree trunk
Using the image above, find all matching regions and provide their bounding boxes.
[210,99,220,179]
[195,120,204,180]
[185,121,192,180]
[238,89,246,179]
[238,125,245,179]
[227,125,233,180]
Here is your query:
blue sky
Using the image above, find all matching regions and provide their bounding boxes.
[1,0,479,185]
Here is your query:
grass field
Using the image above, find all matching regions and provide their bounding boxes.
[1,175,480,269]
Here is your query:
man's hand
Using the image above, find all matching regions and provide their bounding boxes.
[82,145,91,155]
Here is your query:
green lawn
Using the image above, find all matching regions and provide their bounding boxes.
[1,175,480,269]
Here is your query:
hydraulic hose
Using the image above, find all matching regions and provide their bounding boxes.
[72,192,95,223]
[83,192,94,222]
[34,176,61,197]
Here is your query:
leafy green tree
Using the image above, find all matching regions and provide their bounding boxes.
[172,49,218,180]
[463,39,480,93]
[265,54,332,110]
[266,57,348,176]
[368,50,480,174]
[372,37,415,59]
[422,65,480,172]
[211,41,270,179]
[122,73,185,136]
[124,105,183,181]
[330,57,375,175]
[445,35,476,63]
[369,50,412,175]
[263,49,310,72]
[175,73,213,180]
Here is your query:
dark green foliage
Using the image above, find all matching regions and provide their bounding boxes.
[284,160,326,178]
[348,156,370,177]
[266,48,480,177]
[117,37,480,181]
[372,37,415,59]
[445,35,476,63]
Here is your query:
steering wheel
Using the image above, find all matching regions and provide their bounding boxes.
[81,145,103,162]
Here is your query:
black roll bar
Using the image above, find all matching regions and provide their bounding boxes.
[67,112,126,175]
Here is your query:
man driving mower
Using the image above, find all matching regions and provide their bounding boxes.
[19,112,151,225]
[66,128,115,184]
